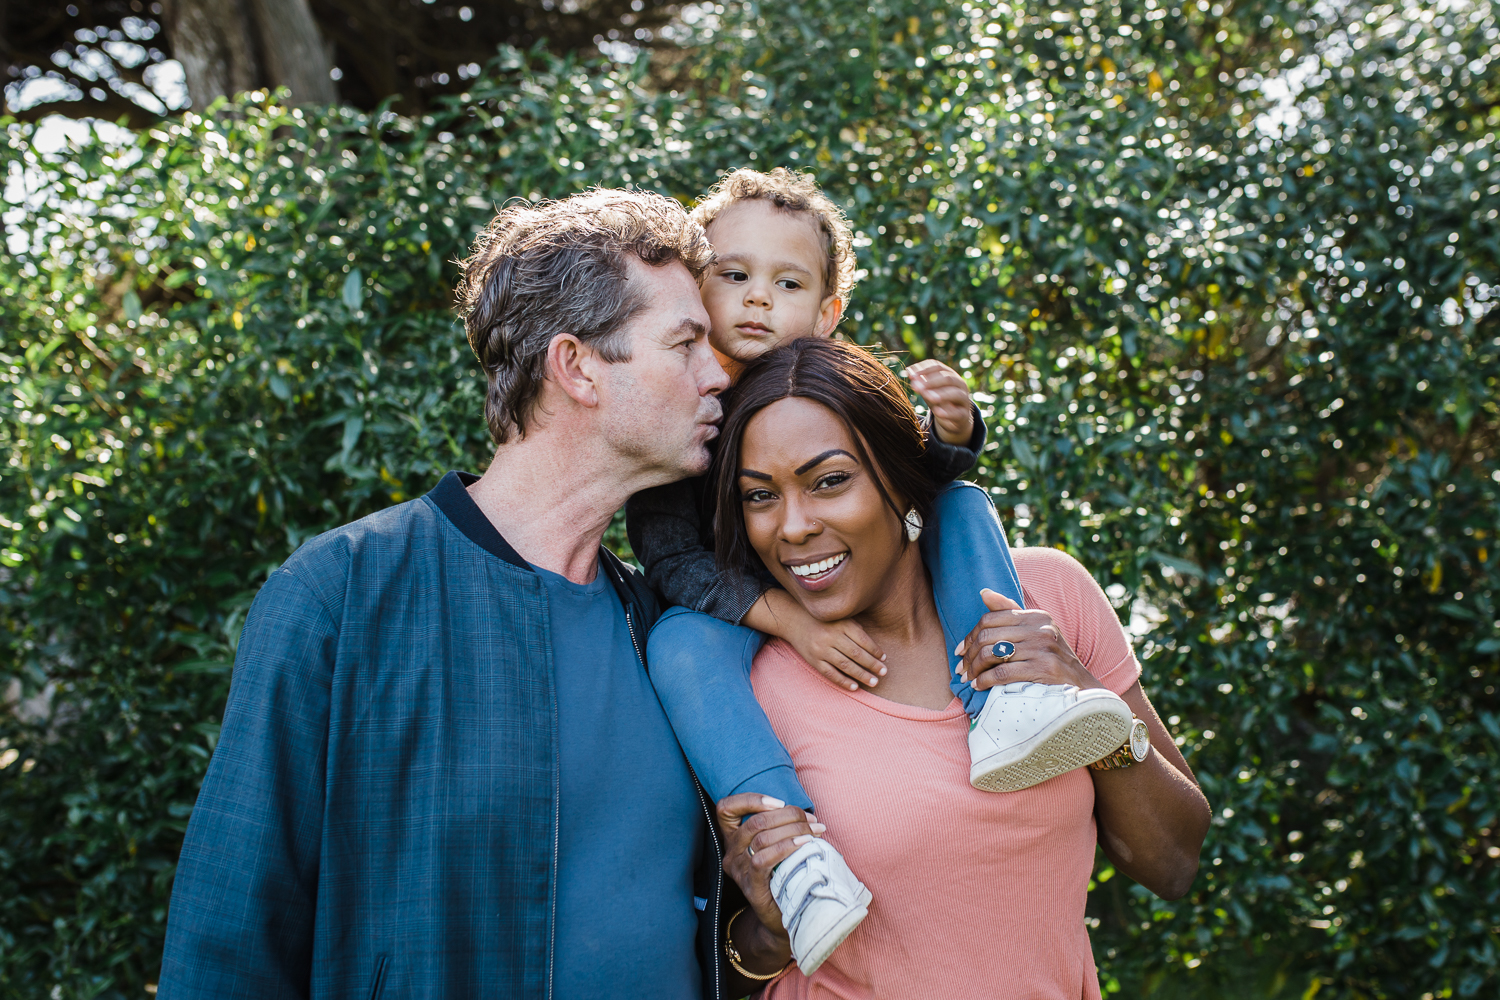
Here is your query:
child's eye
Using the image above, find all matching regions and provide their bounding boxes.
[722,270,747,283]
[776,279,802,291]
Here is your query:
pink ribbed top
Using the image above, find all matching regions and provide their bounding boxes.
[754,546,1142,1000]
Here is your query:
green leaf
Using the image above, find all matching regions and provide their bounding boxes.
[1012,436,1037,469]
[1150,551,1205,578]
[341,415,364,454]
[342,269,364,310]
[173,659,234,674]
[25,336,64,368]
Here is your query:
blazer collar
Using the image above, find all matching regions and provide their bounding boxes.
[425,470,632,594]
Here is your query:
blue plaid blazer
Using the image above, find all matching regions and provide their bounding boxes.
[157,472,734,999]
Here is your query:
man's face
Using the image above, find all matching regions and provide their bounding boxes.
[595,259,729,482]
[699,199,842,372]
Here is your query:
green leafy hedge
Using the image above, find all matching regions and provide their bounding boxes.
[3,1,1497,997]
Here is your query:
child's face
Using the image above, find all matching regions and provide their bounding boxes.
[700,199,842,370]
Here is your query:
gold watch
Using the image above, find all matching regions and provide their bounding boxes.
[1089,717,1151,771]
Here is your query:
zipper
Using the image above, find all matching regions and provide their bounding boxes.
[624,604,644,667]
[695,773,726,1000]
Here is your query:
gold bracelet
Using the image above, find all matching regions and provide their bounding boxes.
[725,906,791,981]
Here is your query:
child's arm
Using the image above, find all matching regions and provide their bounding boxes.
[625,477,767,625]
[907,359,987,483]
[626,479,889,691]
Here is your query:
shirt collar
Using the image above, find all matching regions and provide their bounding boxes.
[425,470,531,571]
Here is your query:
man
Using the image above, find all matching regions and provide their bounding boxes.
[158,190,754,998]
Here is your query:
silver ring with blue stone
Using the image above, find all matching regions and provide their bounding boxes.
[991,640,1016,662]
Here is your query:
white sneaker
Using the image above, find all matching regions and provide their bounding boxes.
[968,682,1133,792]
[769,837,872,976]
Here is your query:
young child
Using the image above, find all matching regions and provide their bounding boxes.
[626,168,1133,976]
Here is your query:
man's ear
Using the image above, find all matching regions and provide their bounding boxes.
[545,333,603,409]
[813,295,844,339]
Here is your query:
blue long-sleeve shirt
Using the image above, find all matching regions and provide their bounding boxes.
[158,471,731,1000]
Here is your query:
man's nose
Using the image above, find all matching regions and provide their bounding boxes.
[697,344,730,395]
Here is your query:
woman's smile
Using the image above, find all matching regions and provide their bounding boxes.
[785,550,849,589]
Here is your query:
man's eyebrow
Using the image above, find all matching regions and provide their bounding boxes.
[794,449,855,475]
[666,316,708,340]
[738,468,772,481]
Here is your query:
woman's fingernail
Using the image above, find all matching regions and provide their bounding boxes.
[761,796,785,809]
[881,654,888,661]
[867,677,878,686]
[810,823,827,833]
[793,835,813,846]
[849,683,859,691]
[879,667,888,676]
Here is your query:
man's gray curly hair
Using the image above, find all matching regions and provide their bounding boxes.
[456,188,715,444]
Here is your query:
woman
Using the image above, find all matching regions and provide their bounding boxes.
[707,338,1211,998]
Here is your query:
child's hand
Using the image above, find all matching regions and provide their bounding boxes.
[904,359,975,445]
[785,615,889,692]
[744,588,888,690]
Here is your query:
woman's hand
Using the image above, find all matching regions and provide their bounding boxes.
[716,794,818,975]
[954,588,1105,692]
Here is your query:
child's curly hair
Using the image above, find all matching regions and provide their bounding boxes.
[689,167,857,305]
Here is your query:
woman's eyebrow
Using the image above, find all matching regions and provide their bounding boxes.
[794,449,855,475]
[739,468,773,481]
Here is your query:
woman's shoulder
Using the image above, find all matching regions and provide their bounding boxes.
[753,638,820,684]
[1012,545,1106,608]
[1012,545,1141,695]
[749,639,849,724]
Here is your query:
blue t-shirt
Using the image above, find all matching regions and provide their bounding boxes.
[531,563,703,1000]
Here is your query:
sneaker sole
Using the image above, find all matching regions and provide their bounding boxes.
[796,886,872,977]
[970,700,1132,793]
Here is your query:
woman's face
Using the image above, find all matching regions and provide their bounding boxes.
[737,396,910,623]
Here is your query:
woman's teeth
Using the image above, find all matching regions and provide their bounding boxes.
[789,553,847,578]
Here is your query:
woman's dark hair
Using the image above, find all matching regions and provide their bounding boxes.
[710,338,939,574]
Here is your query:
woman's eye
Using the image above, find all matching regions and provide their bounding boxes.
[741,488,775,504]
[814,472,851,490]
